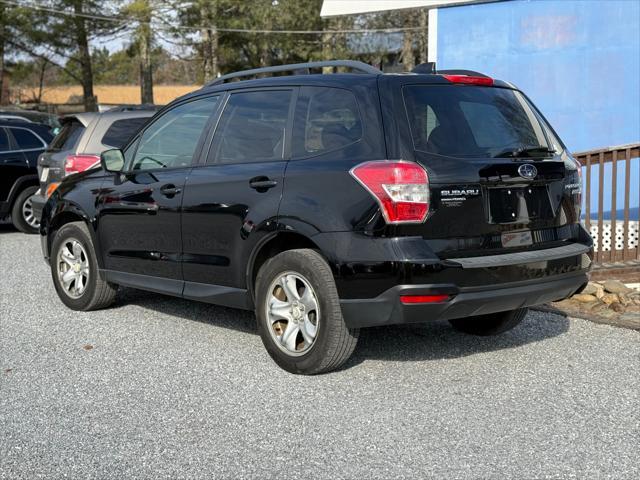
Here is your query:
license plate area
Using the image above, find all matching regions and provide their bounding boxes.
[487,186,553,224]
[501,230,533,247]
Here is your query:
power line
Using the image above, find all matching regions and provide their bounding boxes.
[1,0,424,35]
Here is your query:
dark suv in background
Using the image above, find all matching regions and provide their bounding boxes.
[40,61,593,374]
[0,121,53,233]
[31,107,156,222]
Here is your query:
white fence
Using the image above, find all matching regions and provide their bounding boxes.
[587,221,640,252]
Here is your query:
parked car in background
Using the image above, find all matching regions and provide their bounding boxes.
[0,121,53,233]
[31,106,157,222]
[0,114,33,123]
[0,109,61,136]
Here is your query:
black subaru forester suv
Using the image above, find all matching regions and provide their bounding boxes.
[40,61,592,374]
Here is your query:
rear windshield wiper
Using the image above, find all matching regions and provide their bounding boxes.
[493,146,557,158]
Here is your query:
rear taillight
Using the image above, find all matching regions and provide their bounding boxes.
[442,74,493,86]
[64,154,99,175]
[569,154,583,212]
[570,155,583,184]
[350,160,430,224]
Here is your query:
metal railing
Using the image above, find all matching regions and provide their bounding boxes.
[573,143,640,265]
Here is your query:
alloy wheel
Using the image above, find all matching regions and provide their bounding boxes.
[265,272,320,356]
[21,196,40,229]
[57,238,90,298]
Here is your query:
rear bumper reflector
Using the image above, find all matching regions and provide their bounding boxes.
[400,294,450,304]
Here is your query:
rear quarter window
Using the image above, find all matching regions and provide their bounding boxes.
[0,129,9,151]
[101,117,150,148]
[49,121,84,151]
[10,128,45,149]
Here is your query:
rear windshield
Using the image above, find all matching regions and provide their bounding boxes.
[403,85,556,158]
[101,117,150,148]
[48,120,84,151]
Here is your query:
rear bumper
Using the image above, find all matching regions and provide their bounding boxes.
[340,271,588,328]
[31,191,46,221]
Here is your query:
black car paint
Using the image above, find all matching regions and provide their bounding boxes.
[0,122,53,217]
[40,74,592,327]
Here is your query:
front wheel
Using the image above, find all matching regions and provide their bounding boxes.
[449,308,528,336]
[50,221,118,311]
[255,249,359,375]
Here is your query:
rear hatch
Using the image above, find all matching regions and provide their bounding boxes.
[38,115,91,190]
[383,75,582,257]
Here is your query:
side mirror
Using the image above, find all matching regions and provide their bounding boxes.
[100,149,125,173]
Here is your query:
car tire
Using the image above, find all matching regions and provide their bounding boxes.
[11,186,40,234]
[449,308,528,336]
[255,248,359,375]
[50,221,118,311]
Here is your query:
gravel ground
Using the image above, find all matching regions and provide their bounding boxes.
[1,225,639,479]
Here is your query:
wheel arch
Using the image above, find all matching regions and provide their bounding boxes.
[7,175,39,207]
[247,231,324,303]
[46,208,102,268]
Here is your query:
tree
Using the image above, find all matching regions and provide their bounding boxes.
[0,2,5,104]
[199,0,219,81]
[418,9,428,65]
[71,0,98,110]
[176,0,325,81]
[4,1,119,111]
[125,0,155,104]
[399,10,416,71]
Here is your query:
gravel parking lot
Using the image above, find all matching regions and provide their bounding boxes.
[1,224,639,479]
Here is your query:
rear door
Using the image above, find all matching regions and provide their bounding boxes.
[180,88,294,299]
[381,77,581,256]
[0,127,29,204]
[8,126,48,167]
[96,96,220,292]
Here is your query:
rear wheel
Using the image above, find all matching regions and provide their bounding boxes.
[449,308,528,336]
[50,221,118,311]
[11,186,39,234]
[255,249,359,374]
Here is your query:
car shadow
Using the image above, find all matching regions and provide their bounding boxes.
[0,222,18,234]
[344,310,569,368]
[114,287,570,369]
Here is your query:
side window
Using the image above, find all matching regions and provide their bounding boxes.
[131,96,218,171]
[0,129,9,152]
[293,86,362,158]
[102,117,150,148]
[11,128,44,150]
[209,90,292,164]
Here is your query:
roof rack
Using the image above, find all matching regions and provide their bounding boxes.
[412,62,436,74]
[207,60,382,87]
[107,104,159,112]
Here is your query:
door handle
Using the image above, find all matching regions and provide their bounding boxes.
[249,176,278,191]
[160,184,182,196]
